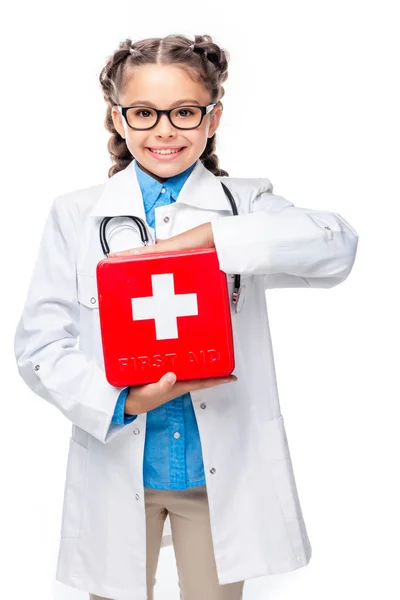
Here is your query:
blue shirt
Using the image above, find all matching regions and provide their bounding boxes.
[111,159,206,491]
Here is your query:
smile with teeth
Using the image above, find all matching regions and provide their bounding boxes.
[148,147,185,155]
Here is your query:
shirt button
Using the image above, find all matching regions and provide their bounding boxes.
[161,187,166,194]
[173,432,181,439]
[200,403,207,409]
[133,428,140,435]
[164,216,170,223]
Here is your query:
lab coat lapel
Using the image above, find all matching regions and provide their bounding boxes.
[176,159,232,211]
[88,158,232,219]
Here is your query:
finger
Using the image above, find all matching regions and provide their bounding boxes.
[157,372,177,393]
[141,241,173,253]
[198,375,238,389]
[109,248,139,257]
[111,244,168,257]
[174,374,237,393]
[133,371,175,397]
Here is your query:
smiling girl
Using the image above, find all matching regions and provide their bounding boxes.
[14,34,359,600]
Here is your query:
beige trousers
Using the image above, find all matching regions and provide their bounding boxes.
[90,484,244,600]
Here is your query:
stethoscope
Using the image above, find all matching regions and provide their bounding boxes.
[99,181,246,313]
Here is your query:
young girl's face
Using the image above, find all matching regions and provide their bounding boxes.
[111,64,222,183]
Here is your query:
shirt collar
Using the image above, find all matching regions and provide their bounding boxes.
[88,157,257,219]
[135,160,197,210]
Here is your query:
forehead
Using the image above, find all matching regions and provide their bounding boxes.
[121,64,210,106]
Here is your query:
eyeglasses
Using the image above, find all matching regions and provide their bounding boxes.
[117,103,216,130]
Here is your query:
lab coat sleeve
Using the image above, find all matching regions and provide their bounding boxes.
[211,186,359,289]
[13,196,135,444]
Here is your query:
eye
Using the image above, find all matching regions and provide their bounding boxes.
[135,109,153,118]
[177,108,194,117]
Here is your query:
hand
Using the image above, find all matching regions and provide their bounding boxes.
[109,222,214,257]
[125,372,237,416]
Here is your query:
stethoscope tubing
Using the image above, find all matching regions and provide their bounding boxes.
[99,181,242,308]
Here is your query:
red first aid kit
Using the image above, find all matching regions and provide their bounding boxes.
[96,247,235,386]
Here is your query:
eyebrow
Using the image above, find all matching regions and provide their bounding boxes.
[126,98,201,107]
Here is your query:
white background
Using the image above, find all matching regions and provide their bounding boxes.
[1,0,398,598]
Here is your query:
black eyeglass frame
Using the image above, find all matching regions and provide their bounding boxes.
[116,103,216,130]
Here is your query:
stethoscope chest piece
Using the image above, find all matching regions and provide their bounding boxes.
[232,283,246,313]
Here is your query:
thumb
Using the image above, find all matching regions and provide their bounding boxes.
[158,372,177,393]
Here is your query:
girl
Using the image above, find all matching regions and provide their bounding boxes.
[14,34,359,600]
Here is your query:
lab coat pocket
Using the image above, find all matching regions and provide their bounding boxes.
[60,438,88,539]
[258,416,303,521]
[77,272,99,309]
[76,273,102,357]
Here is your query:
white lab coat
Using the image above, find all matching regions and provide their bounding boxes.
[14,158,359,600]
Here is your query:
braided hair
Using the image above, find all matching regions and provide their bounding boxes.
[99,34,230,178]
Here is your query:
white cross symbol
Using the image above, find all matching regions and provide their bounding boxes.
[131,273,198,340]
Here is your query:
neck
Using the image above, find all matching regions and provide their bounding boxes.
[135,161,168,183]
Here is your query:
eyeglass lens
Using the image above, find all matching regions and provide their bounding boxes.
[126,106,204,129]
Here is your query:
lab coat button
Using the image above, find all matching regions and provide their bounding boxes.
[34,365,40,371]
[173,432,180,439]
[164,216,170,223]
[90,297,96,304]
[133,428,140,435]
[200,403,207,409]
[324,226,331,230]
[135,494,140,500]
[210,468,216,474]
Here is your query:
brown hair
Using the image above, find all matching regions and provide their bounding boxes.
[99,34,230,178]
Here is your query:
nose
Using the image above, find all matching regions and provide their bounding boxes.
[154,113,176,136]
